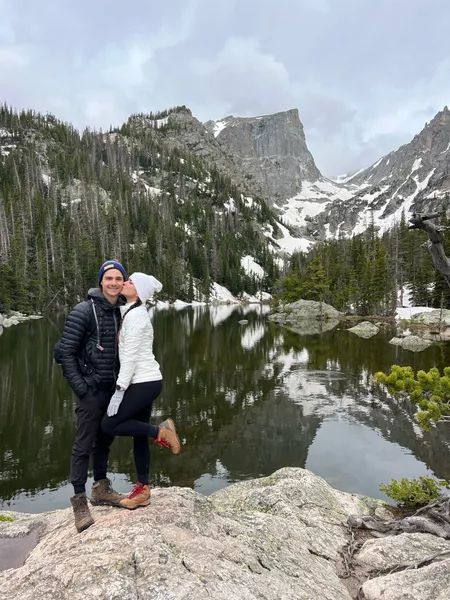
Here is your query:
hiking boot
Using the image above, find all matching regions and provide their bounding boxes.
[155,418,181,454]
[70,493,94,533]
[90,478,125,507]
[120,482,151,510]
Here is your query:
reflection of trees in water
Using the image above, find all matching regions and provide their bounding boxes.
[1,308,449,503]
[274,327,450,481]
[0,319,73,501]
[139,307,321,487]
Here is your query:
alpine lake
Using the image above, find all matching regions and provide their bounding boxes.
[1,304,449,513]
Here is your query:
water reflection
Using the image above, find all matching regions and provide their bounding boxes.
[0,305,449,512]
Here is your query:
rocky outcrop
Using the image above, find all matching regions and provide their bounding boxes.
[268,300,342,335]
[128,108,267,201]
[208,109,321,203]
[348,321,379,339]
[1,468,449,600]
[389,335,434,352]
[410,309,450,327]
[355,532,450,599]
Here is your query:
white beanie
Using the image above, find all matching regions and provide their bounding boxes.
[130,272,163,302]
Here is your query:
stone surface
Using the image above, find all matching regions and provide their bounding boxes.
[354,532,450,571]
[0,468,367,600]
[209,109,321,203]
[389,335,434,351]
[1,469,449,599]
[411,309,450,327]
[348,321,379,339]
[268,300,343,334]
[360,560,450,600]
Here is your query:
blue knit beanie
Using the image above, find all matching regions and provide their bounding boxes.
[98,259,128,284]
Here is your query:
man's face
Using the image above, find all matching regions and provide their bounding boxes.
[100,268,124,302]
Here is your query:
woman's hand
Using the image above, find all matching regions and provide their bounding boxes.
[107,389,125,416]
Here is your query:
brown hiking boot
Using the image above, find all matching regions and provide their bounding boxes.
[155,418,181,454]
[90,478,125,507]
[120,482,151,510]
[70,493,94,533]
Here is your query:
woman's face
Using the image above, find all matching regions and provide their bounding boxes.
[122,279,139,301]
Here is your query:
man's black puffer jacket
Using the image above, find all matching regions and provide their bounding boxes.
[59,288,122,398]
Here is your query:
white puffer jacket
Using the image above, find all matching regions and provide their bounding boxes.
[116,303,162,390]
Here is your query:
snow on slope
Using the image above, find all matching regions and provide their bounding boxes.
[280,178,353,229]
[241,255,264,278]
[350,168,436,236]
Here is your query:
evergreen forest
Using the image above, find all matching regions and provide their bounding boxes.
[0,105,279,312]
[277,213,450,314]
[0,104,448,315]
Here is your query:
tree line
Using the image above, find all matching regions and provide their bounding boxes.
[0,105,279,313]
[276,211,450,313]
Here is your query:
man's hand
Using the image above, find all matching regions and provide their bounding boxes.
[107,389,125,417]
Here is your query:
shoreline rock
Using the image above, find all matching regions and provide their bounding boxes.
[268,300,342,335]
[348,321,380,339]
[1,468,448,599]
[389,335,434,352]
[0,311,42,329]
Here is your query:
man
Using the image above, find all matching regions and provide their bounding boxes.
[59,259,127,532]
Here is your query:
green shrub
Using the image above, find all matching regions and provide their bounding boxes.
[374,365,450,428]
[379,476,448,509]
[0,514,15,522]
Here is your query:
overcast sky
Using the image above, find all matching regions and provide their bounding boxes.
[1,0,449,176]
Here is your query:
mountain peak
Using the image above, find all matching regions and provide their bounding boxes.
[208,108,321,202]
[428,105,450,127]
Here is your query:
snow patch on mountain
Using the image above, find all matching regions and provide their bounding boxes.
[0,127,16,156]
[213,120,228,137]
[241,255,264,278]
[276,221,312,254]
[279,178,353,230]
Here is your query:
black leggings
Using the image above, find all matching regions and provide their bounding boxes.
[101,380,162,484]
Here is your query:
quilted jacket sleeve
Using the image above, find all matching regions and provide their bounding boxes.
[59,302,91,398]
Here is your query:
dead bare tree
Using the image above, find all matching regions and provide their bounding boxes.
[409,212,450,288]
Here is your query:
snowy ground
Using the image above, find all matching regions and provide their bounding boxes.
[395,306,434,321]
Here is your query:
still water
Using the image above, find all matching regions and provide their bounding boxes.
[1,305,449,513]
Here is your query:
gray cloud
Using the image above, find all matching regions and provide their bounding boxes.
[1,0,449,176]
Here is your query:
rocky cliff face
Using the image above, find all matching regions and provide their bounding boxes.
[206,109,321,203]
[128,107,267,200]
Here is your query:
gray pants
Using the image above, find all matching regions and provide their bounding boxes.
[70,389,114,494]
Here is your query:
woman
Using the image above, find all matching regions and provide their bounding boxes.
[101,272,181,509]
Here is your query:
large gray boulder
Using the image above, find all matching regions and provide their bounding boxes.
[360,561,450,600]
[411,309,450,327]
[348,321,379,339]
[1,469,449,600]
[389,335,434,352]
[268,300,342,335]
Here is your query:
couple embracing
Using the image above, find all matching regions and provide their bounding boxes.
[57,260,181,533]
